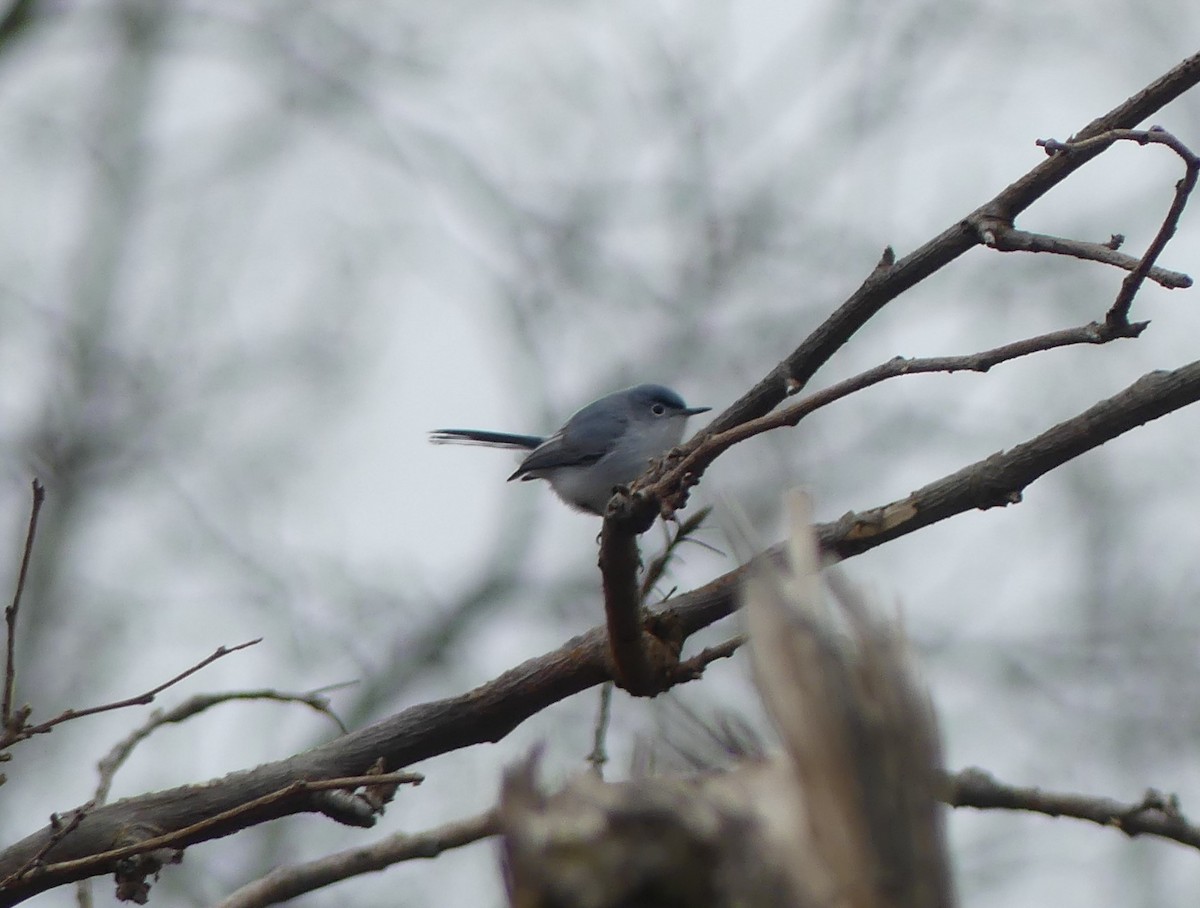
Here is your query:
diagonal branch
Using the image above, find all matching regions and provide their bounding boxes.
[0,639,262,749]
[647,317,1148,512]
[5,773,423,893]
[694,51,1200,443]
[944,767,1200,850]
[980,226,1192,288]
[213,808,500,908]
[669,357,1200,636]
[619,54,1200,531]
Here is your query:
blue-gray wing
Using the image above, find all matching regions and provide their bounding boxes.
[509,404,627,480]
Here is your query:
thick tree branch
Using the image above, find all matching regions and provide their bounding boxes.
[4,773,422,897]
[598,504,661,695]
[599,502,712,695]
[944,767,1200,850]
[3,357,1200,904]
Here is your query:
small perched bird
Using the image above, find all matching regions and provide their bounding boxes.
[430,384,710,514]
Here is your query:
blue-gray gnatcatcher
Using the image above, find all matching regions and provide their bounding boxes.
[430,384,711,514]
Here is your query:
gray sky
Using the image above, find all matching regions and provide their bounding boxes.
[2,2,1199,905]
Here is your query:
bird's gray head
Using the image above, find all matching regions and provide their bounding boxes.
[621,383,712,424]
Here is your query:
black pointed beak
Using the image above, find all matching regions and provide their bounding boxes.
[683,405,712,416]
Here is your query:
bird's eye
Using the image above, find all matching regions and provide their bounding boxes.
[651,403,666,416]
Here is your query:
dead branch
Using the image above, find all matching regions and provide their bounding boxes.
[668,635,744,684]
[634,60,1200,520]
[1037,127,1200,328]
[215,809,499,908]
[979,226,1191,288]
[0,639,262,749]
[695,52,1200,444]
[648,317,1149,507]
[586,682,614,777]
[944,767,1200,850]
[6,773,421,900]
[2,480,44,739]
[93,687,348,808]
[589,60,1200,676]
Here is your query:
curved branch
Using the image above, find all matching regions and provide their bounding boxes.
[215,809,499,908]
[0,640,261,750]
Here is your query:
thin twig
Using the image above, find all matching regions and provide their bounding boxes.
[0,639,262,748]
[670,635,745,683]
[94,688,347,807]
[586,682,613,777]
[646,318,1148,514]
[979,225,1192,288]
[214,808,499,908]
[1038,127,1200,327]
[3,480,44,730]
[640,506,712,604]
[944,767,1200,850]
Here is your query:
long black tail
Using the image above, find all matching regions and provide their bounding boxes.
[428,429,544,450]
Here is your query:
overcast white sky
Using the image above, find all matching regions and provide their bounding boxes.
[1,3,1200,906]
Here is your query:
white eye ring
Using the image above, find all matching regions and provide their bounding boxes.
[651,403,666,416]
